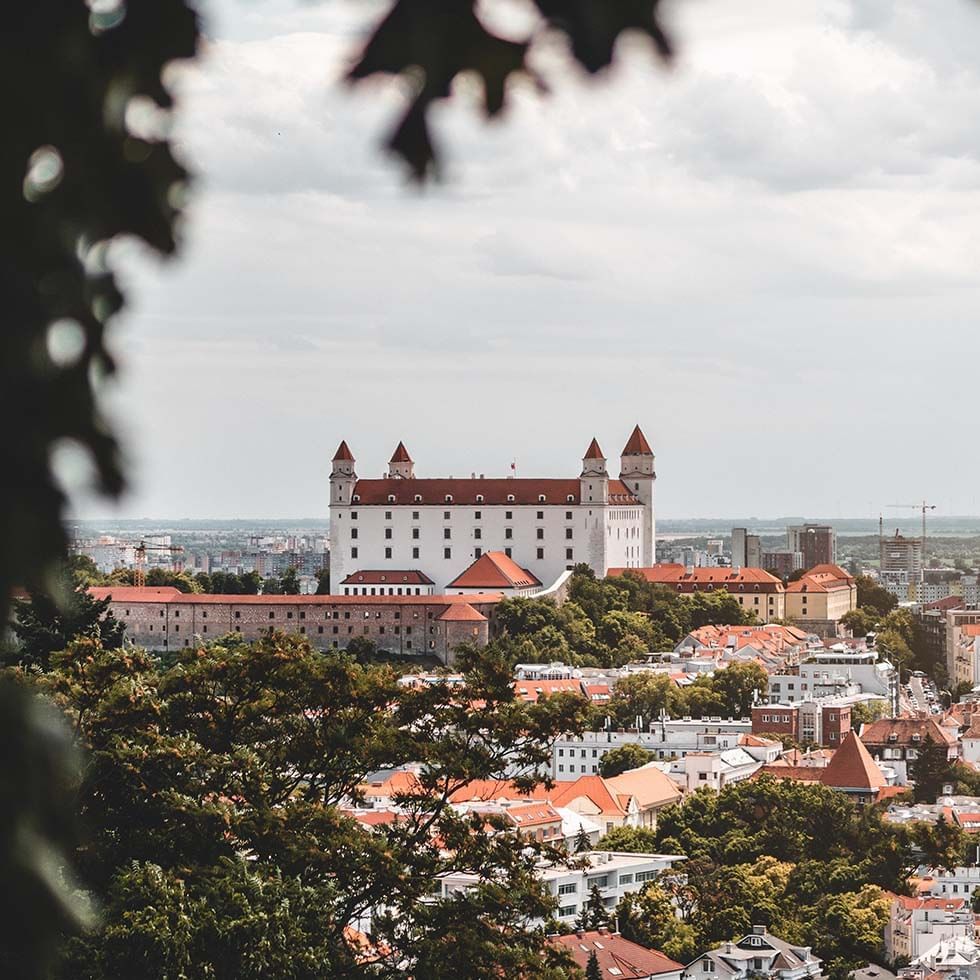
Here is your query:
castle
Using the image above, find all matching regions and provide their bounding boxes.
[328,426,657,595]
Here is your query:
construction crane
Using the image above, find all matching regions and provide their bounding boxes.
[116,540,185,588]
[886,501,937,557]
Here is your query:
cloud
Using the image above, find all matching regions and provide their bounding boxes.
[85,0,980,521]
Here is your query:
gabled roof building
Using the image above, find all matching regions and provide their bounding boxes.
[682,926,823,980]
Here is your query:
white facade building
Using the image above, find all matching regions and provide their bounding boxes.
[552,719,753,778]
[768,650,899,714]
[328,428,657,595]
[438,850,685,923]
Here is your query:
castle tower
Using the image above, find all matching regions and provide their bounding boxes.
[330,440,356,507]
[579,437,609,505]
[620,424,657,565]
[387,441,415,479]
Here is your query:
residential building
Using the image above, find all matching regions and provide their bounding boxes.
[887,896,974,962]
[923,867,980,902]
[768,648,899,714]
[660,746,773,793]
[676,624,815,670]
[328,428,656,595]
[752,700,852,748]
[603,766,683,829]
[732,528,762,570]
[953,623,980,689]
[89,586,499,665]
[783,564,858,634]
[608,566,786,623]
[909,936,980,980]
[788,524,838,569]
[439,850,686,923]
[553,719,754,777]
[763,549,805,579]
[550,929,684,980]
[860,718,959,786]
[683,926,823,980]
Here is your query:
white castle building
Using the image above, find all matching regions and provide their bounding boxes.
[328,427,657,594]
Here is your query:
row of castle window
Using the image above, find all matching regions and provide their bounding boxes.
[352,546,572,562]
[178,635,435,651]
[141,608,438,622]
[354,526,574,541]
[348,510,575,521]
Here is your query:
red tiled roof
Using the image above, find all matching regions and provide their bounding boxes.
[340,570,434,586]
[584,437,605,460]
[506,802,562,827]
[550,775,630,818]
[963,625,980,637]
[861,717,957,748]
[550,931,683,979]
[514,678,585,703]
[896,896,967,911]
[349,477,638,505]
[448,780,543,803]
[333,440,354,461]
[622,425,653,456]
[437,604,487,623]
[448,552,541,590]
[785,571,853,594]
[926,596,966,612]
[609,565,784,593]
[819,732,887,791]
[88,587,502,608]
[389,441,412,463]
[806,563,855,583]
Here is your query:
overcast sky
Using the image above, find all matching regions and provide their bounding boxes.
[78,0,980,521]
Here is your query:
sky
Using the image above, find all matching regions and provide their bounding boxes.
[76,0,980,521]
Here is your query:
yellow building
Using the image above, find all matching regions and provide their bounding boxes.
[784,564,857,631]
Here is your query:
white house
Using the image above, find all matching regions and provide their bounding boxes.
[683,926,823,980]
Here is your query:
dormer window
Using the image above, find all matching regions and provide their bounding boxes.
[445,494,453,503]
[507,494,515,502]
[414,494,422,503]
[476,494,484,503]
[387,494,396,503]
[567,494,574,503]
[352,494,360,502]
[538,494,546,503]
[912,733,921,743]
[888,733,898,743]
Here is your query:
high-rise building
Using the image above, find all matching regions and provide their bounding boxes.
[731,527,762,569]
[787,524,837,569]
[880,530,923,582]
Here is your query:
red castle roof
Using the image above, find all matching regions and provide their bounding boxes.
[333,440,355,461]
[448,552,541,591]
[389,441,412,463]
[622,424,653,455]
[583,437,606,460]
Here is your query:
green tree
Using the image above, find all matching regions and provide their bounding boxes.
[314,569,330,595]
[280,567,301,595]
[596,826,660,853]
[575,825,591,854]
[585,950,603,980]
[849,700,888,730]
[909,734,956,803]
[710,662,768,718]
[616,883,697,962]
[9,567,125,669]
[34,632,590,978]
[840,608,876,637]
[575,885,610,931]
[855,576,898,617]
[598,744,654,778]
[262,576,283,595]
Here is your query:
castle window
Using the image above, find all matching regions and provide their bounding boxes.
[565,528,573,539]
[445,495,453,503]
[505,528,513,539]
[414,494,422,503]
[566,549,573,560]
[387,495,395,503]
[475,548,482,558]
[476,495,484,504]
[351,511,357,519]
[235,611,241,619]
[537,548,544,560]
[474,528,481,540]
[565,511,572,520]
[385,548,392,559]
[474,510,481,519]
[352,495,360,502]
[538,494,546,503]
[537,511,544,519]
[444,528,451,539]
[385,511,392,520]
[351,547,358,559]
[444,548,452,559]
[412,510,419,519]
[505,547,513,558]
[385,528,392,539]
[412,528,419,539]
[507,495,515,503]
[412,547,420,559]
[536,528,544,540]
[351,528,358,539]
[444,511,450,520]
[269,612,275,619]
[505,511,512,519]
[567,495,574,503]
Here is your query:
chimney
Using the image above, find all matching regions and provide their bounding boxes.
[576,930,584,939]
[598,926,609,936]
[752,925,766,936]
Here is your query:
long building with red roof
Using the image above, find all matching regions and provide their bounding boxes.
[328,428,657,595]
